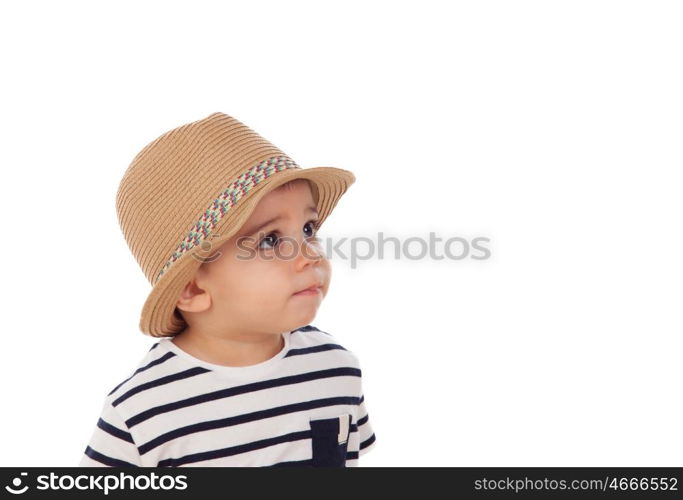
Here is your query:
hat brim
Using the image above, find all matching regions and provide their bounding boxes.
[139,166,355,337]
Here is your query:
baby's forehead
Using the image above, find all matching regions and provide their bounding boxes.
[255,180,316,213]
[274,178,313,195]
[235,180,317,230]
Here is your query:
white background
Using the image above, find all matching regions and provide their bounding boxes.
[1,0,681,467]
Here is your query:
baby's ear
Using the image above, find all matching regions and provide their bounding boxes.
[178,278,196,299]
[175,278,210,313]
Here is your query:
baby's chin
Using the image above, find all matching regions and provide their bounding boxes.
[285,300,322,327]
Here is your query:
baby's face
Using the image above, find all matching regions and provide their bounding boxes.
[181,179,331,334]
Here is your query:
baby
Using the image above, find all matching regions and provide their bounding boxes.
[79,112,376,467]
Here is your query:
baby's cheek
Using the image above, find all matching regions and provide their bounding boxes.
[319,258,332,292]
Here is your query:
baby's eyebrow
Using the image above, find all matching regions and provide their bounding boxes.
[241,205,318,237]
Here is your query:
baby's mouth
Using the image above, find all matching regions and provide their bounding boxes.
[293,283,322,295]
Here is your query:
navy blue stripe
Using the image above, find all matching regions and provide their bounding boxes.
[157,430,312,467]
[284,343,347,357]
[156,423,362,467]
[97,418,134,444]
[127,366,361,428]
[358,413,369,426]
[360,433,376,451]
[149,343,160,351]
[360,394,365,404]
[344,427,371,461]
[292,324,328,335]
[84,446,137,467]
[139,396,360,455]
[112,367,211,407]
[108,351,177,396]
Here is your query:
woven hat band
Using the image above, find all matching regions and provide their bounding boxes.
[155,155,301,283]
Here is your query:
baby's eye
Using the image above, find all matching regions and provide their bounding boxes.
[257,221,320,251]
[303,221,318,238]
[258,232,279,250]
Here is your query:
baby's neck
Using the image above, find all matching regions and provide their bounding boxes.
[171,328,285,367]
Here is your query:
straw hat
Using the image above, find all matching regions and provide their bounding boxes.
[115,112,355,337]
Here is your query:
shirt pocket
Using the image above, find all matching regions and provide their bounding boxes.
[309,413,351,467]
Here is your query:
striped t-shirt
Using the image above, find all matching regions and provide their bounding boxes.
[79,325,377,467]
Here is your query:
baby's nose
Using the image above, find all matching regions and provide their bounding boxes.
[279,237,324,263]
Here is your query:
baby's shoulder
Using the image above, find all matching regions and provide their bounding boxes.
[289,324,361,369]
[104,340,180,403]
